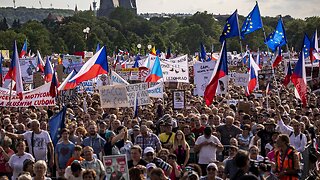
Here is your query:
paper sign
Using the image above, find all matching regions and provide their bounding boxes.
[126,83,151,107]
[103,155,129,180]
[193,61,216,96]
[99,85,129,108]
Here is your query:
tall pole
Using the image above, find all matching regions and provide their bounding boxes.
[236,10,244,55]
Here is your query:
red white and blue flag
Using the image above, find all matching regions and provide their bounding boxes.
[272,46,282,68]
[44,57,53,83]
[246,53,261,96]
[70,46,109,84]
[291,52,307,107]
[310,30,320,63]
[36,50,45,73]
[19,39,27,58]
[49,71,59,98]
[283,61,292,87]
[58,70,77,91]
[4,41,23,100]
[145,56,163,82]
[204,41,228,106]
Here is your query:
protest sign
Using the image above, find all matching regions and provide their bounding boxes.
[173,90,185,109]
[238,101,251,114]
[144,55,189,83]
[193,61,216,96]
[126,83,151,107]
[62,55,83,74]
[234,73,249,87]
[0,83,55,107]
[148,82,163,98]
[76,80,94,93]
[111,70,129,85]
[0,50,9,59]
[103,155,129,180]
[57,89,78,104]
[161,55,189,83]
[33,72,44,88]
[20,58,37,83]
[99,85,129,108]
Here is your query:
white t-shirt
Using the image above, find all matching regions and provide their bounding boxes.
[8,152,34,180]
[64,166,85,180]
[195,135,221,164]
[24,130,52,161]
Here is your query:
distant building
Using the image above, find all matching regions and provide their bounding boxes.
[98,0,137,17]
[46,13,64,22]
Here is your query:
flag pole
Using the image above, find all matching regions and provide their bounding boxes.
[236,10,244,55]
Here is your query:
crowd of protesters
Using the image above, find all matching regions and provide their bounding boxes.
[0,64,320,180]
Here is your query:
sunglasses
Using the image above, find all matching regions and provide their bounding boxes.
[207,167,216,171]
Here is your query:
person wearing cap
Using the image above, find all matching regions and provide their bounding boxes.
[200,163,222,180]
[129,125,140,144]
[64,160,85,180]
[135,125,162,155]
[144,147,172,176]
[254,118,277,157]
[159,121,175,150]
[146,163,157,180]
[195,126,223,176]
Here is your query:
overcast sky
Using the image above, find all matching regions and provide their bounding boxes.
[0,0,319,19]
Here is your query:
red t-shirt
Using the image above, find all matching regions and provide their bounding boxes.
[0,149,15,173]
[169,164,181,180]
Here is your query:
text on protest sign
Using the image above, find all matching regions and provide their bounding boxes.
[126,83,151,107]
[193,61,216,96]
[0,83,56,107]
[99,85,129,108]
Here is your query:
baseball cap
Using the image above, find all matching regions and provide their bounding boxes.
[207,163,218,170]
[144,147,155,154]
[146,163,157,169]
[133,125,140,131]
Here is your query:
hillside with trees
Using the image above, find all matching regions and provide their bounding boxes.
[0,7,319,56]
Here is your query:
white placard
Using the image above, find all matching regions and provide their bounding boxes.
[193,61,216,96]
[99,85,129,108]
[126,83,151,107]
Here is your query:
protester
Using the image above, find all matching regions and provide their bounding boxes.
[81,147,105,180]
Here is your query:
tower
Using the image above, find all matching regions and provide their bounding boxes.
[98,0,137,17]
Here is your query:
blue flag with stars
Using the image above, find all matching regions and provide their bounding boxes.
[219,10,240,43]
[241,2,263,39]
[265,16,287,51]
[302,33,311,58]
[49,106,67,146]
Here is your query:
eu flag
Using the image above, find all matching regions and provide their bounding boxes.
[265,16,287,51]
[219,10,240,43]
[49,106,67,145]
[241,2,263,39]
[200,42,207,62]
[302,33,311,58]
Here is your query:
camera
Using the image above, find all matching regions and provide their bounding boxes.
[249,158,272,176]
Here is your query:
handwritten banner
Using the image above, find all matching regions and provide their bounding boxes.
[126,83,151,107]
[99,85,129,108]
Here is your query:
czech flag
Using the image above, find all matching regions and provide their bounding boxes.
[58,70,77,91]
[272,46,282,68]
[145,56,163,82]
[0,53,3,87]
[36,50,45,73]
[50,71,59,98]
[44,57,53,83]
[19,39,27,58]
[310,30,320,63]
[70,46,108,84]
[4,41,23,100]
[246,53,260,96]
[291,51,307,107]
[283,61,292,87]
[256,51,262,69]
[166,47,171,59]
[204,41,228,106]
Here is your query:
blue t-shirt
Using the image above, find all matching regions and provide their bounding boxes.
[55,141,75,169]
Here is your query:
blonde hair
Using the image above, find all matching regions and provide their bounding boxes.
[173,130,189,150]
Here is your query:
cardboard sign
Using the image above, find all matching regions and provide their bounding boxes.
[193,61,216,96]
[148,82,164,98]
[173,90,185,109]
[238,101,251,114]
[234,73,249,87]
[103,155,129,180]
[126,83,151,107]
[33,72,44,88]
[99,85,129,108]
